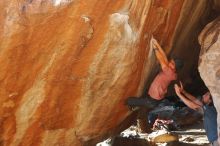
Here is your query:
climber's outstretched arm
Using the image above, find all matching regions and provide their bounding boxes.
[151,37,169,69]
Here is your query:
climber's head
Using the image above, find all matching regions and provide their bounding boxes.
[169,58,184,71]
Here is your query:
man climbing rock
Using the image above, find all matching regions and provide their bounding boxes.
[126,37,184,109]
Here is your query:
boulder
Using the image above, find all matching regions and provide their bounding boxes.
[198,16,220,144]
[0,0,214,145]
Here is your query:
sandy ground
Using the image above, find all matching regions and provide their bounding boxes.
[97,119,210,146]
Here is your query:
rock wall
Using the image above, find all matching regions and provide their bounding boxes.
[0,0,214,146]
[198,17,220,144]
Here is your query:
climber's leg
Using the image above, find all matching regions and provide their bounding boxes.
[125,96,159,109]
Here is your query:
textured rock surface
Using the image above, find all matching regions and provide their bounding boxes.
[0,0,214,146]
[213,0,220,11]
[198,17,220,144]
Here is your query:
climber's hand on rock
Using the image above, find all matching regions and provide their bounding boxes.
[150,37,158,51]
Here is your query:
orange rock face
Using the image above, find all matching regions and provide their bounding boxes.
[0,0,212,146]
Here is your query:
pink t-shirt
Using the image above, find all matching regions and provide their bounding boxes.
[148,66,177,100]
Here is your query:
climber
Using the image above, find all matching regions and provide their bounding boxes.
[174,82,218,146]
[126,37,184,109]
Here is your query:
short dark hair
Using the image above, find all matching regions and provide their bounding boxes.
[173,58,184,71]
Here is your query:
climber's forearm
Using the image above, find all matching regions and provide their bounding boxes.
[154,41,169,65]
[154,50,168,69]
[177,93,201,110]
[182,90,203,106]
